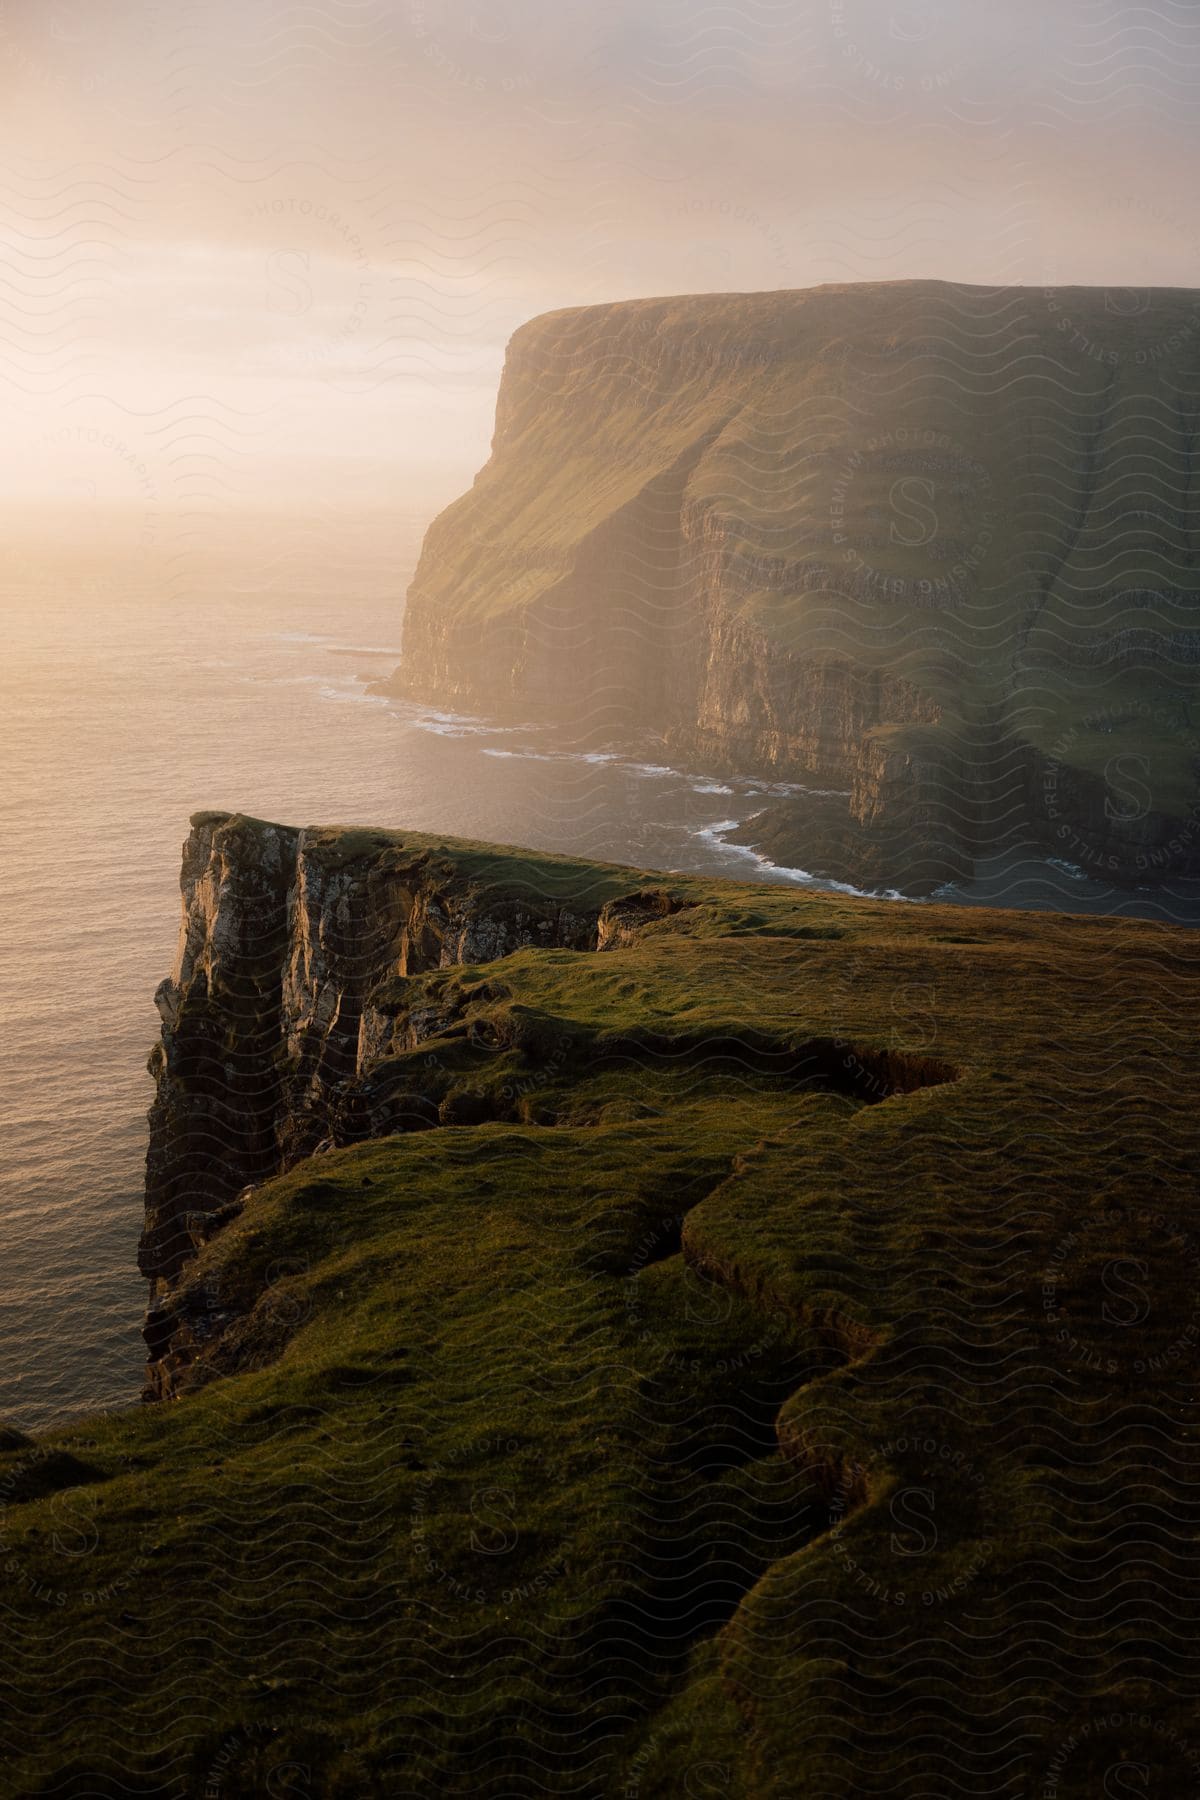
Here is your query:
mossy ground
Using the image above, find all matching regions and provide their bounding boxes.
[2,843,1198,1797]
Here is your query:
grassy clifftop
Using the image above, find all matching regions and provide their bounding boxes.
[415,280,1200,613]
[393,281,1200,892]
[3,826,1199,1794]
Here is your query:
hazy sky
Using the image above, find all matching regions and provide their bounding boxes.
[3,0,1198,565]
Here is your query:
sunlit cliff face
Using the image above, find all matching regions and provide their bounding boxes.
[0,0,1197,548]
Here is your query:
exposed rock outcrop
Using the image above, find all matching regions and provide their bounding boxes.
[142,812,606,1394]
[388,280,1200,892]
[595,888,696,950]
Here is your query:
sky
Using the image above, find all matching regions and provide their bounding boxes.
[2,0,1198,567]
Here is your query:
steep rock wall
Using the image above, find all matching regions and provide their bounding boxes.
[143,812,615,1393]
[389,281,1200,892]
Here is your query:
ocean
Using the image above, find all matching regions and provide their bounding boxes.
[2,555,1196,1433]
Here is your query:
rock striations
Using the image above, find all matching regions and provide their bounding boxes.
[142,811,642,1395]
[387,280,1200,893]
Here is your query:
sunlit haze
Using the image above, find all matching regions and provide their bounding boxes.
[3,0,1199,561]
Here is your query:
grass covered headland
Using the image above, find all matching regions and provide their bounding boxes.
[2,821,1199,1797]
[390,282,1200,894]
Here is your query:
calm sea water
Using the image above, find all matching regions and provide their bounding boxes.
[3,562,1196,1432]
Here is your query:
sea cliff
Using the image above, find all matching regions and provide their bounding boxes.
[2,818,1198,1794]
[142,811,638,1394]
[390,280,1200,892]
[143,812,958,1399]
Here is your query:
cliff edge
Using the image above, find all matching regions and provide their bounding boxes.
[389,280,1200,893]
[3,819,1197,1793]
[141,811,634,1392]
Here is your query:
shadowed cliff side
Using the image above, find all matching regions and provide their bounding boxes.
[387,280,1200,895]
[142,811,630,1384]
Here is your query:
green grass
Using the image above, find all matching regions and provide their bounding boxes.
[3,842,1199,1796]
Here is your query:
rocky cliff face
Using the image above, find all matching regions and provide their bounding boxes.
[142,812,652,1396]
[390,280,1200,892]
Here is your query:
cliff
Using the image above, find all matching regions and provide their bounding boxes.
[4,821,1200,1794]
[4,824,1194,1792]
[142,811,641,1392]
[143,811,954,1399]
[390,280,1200,892]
